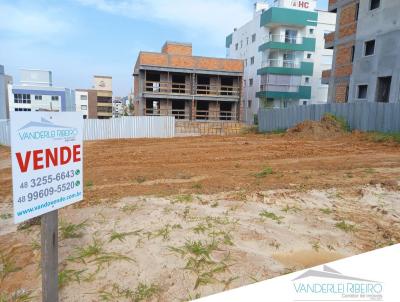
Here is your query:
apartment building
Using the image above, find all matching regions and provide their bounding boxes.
[324,0,400,103]
[7,69,75,113]
[133,41,243,121]
[322,0,359,102]
[75,75,113,119]
[0,65,13,119]
[227,0,335,123]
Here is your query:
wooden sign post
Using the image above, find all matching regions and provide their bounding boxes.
[41,210,59,302]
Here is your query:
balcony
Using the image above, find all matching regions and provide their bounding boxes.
[256,85,311,100]
[259,35,316,52]
[257,59,314,76]
[321,69,331,85]
[145,81,190,95]
[195,84,240,97]
[144,108,236,121]
[260,7,318,27]
[324,32,335,50]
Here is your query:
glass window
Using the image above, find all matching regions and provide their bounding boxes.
[35,95,42,100]
[81,105,87,110]
[252,34,256,43]
[250,57,255,65]
[248,100,252,108]
[249,78,253,87]
[51,96,59,101]
[80,95,88,100]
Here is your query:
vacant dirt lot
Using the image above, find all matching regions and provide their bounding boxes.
[0,133,399,301]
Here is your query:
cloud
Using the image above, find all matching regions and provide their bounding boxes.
[0,2,71,40]
[75,0,253,43]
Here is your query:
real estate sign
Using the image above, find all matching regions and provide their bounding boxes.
[10,112,83,223]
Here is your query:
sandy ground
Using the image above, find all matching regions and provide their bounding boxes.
[0,133,399,301]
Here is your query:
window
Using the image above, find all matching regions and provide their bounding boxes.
[250,56,255,65]
[83,115,87,119]
[309,28,314,35]
[303,101,307,106]
[357,85,368,99]
[364,40,375,56]
[15,108,31,111]
[249,78,253,87]
[14,94,31,104]
[252,34,256,43]
[376,76,392,103]
[285,29,298,44]
[351,45,355,62]
[35,95,42,100]
[245,59,248,67]
[235,43,238,50]
[248,100,252,108]
[243,80,246,87]
[355,3,359,20]
[305,77,310,84]
[370,0,380,10]
[81,105,88,110]
[80,95,88,100]
[307,53,312,59]
[246,37,249,45]
[240,40,243,48]
[51,96,59,101]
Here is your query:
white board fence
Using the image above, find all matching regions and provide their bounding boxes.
[0,116,175,146]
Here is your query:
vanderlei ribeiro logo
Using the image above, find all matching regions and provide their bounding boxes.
[18,118,78,142]
[292,265,384,301]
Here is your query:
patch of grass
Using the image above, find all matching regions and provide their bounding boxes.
[264,129,287,135]
[210,202,219,208]
[88,253,135,270]
[259,211,284,224]
[0,253,21,280]
[0,213,12,220]
[145,224,181,241]
[59,219,87,240]
[311,241,320,252]
[364,168,376,174]
[67,237,104,263]
[319,208,333,215]
[0,290,35,302]
[173,194,193,204]
[323,113,351,132]
[109,229,142,242]
[281,205,301,213]
[58,269,86,289]
[335,220,355,233]
[121,204,140,214]
[254,167,273,178]
[85,180,93,187]
[368,132,400,144]
[31,240,40,251]
[99,282,159,302]
[269,240,281,250]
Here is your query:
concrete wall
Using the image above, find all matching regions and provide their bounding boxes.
[349,0,400,103]
[0,66,6,119]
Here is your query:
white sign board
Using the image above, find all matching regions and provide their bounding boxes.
[10,112,83,223]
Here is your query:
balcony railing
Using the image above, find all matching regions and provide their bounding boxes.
[261,59,301,69]
[145,108,189,119]
[265,34,304,44]
[259,84,300,93]
[144,81,240,97]
[145,108,236,121]
[145,81,190,95]
[195,84,240,97]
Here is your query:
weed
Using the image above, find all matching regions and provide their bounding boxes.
[364,168,375,174]
[193,223,210,234]
[89,253,135,270]
[327,244,336,251]
[0,253,21,280]
[109,230,142,242]
[220,276,239,290]
[59,220,87,239]
[58,269,86,288]
[323,113,350,132]
[173,194,193,204]
[85,180,93,187]
[67,237,104,263]
[183,206,190,220]
[192,183,202,190]
[259,211,284,224]
[99,282,159,302]
[319,208,333,215]
[0,290,35,302]
[311,241,320,252]
[121,204,140,214]
[210,202,219,208]
[368,132,400,144]
[335,220,355,233]
[254,167,273,178]
[281,205,301,213]
[0,213,12,220]
[135,176,147,183]
[269,240,281,250]
[31,240,40,251]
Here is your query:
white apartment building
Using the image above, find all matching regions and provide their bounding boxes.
[0,65,13,119]
[226,0,336,123]
[8,69,75,113]
[75,90,89,118]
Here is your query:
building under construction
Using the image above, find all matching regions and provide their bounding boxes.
[133,42,244,121]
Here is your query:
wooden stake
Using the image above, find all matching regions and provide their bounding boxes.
[41,210,59,302]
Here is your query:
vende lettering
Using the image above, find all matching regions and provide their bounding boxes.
[15,144,81,173]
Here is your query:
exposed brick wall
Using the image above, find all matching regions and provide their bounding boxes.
[335,83,349,103]
[138,53,243,73]
[338,2,358,38]
[162,43,192,56]
[334,42,354,77]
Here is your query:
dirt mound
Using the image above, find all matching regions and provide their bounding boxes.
[286,114,346,139]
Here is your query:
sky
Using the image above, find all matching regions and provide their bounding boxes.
[0,0,328,96]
